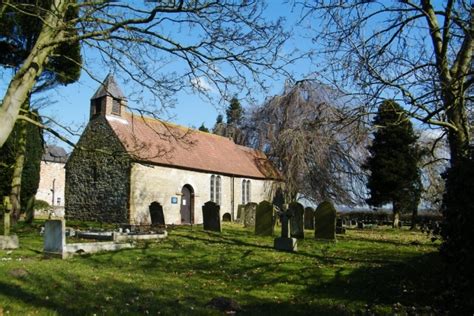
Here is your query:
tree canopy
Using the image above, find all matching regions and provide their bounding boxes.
[0,0,288,148]
[244,80,368,204]
[364,100,422,226]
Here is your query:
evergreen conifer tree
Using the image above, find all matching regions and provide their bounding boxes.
[364,100,421,227]
[226,97,243,125]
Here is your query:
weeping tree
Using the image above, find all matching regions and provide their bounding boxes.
[244,80,368,204]
[364,100,422,228]
[300,1,472,306]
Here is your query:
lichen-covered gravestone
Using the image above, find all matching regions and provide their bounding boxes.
[304,207,315,230]
[243,203,257,228]
[314,201,336,241]
[289,202,304,239]
[255,201,274,236]
[202,201,221,233]
[236,204,245,223]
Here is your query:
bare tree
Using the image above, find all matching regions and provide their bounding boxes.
[0,0,289,148]
[244,80,368,205]
[300,1,472,165]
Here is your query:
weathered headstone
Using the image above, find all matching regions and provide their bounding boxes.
[336,218,346,234]
[44,219,66,255]
[304,207,315,230]
[236,204,245,223]
[202,201,221,232]
[274,205,297,252]
[243,203,257,228]
[357,222,365,229]
[314,201,336,241]
[3,196,12,236]
[255,201,274,236]
[149,202,165,226]
[289,202,304,239]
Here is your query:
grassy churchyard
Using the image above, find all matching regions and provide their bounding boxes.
[0,222,442,315]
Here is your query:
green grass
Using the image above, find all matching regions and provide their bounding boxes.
[0,222,442,315]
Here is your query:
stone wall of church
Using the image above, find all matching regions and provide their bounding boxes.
[36,161,66,207]
[65,116,131,223]
[129,163,276,225]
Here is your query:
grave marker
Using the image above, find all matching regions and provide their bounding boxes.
[255,201,274,236]
[289,202,304,239]
[314,201,336,241]
[304,207,315,230]
[202,201,221,232]
[243,203,257,228]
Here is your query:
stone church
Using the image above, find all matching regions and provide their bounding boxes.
[65,75,281,225]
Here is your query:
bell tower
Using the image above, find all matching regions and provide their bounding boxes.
[90,74,126,120]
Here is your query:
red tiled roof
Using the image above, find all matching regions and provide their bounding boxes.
[106,113,280,180]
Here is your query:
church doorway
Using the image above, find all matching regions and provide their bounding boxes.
[180,184,194,224]
[149,202,165,226]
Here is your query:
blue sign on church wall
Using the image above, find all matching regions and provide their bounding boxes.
[171,197,178,204]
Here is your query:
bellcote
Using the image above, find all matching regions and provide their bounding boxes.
[90,74,127,120]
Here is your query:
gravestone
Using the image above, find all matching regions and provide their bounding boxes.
[255,201,274,236]
[357,222,365,229]
[336,218,346,234]
[3,196,12,236]
[314,201,336,241]
[236,204,245,223]
[304,207,315,230]
[149,202,165,226]
[274,205,297,252]
[243,203,257,228]
[202,201,221,233]
[44,219,66,255]
[222,213,232,222]
[289,202,304,239]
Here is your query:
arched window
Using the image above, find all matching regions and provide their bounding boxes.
[246,180,251,204]
[216,176,221,205]
[210,175,215,202]
[242,179,251,204]
[210,175,221,205]
[242,180,247,204]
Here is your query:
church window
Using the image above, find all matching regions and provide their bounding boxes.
[216,176,221,205]
[210,175,221,205]
[242,179,251,204]
[210,175,215,202]
[112,98,121,115]
[91,98,103,116]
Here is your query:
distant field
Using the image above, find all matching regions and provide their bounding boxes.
[0,222,442,315]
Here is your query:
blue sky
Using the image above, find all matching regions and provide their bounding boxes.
[28,2,313,149]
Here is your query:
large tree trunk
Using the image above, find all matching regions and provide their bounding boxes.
[0,0,67,148]
[9,113,28,224]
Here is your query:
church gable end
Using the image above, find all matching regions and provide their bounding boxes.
[65,116,131,223]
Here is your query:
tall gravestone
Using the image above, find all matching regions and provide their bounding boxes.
[44,219,66,255]
[304,207,315,230]
[289,202,304,239]
[243,203,257,228]
[149,202,165,226]
[236,204,245,223]
[202,201,221,232]
[255,201,274,236]
[314,201,336,241]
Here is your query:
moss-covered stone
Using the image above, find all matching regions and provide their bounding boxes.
[314,201,336,241]
[289,202,304,239]
[65,117,130,223]
[255,200,274,236]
